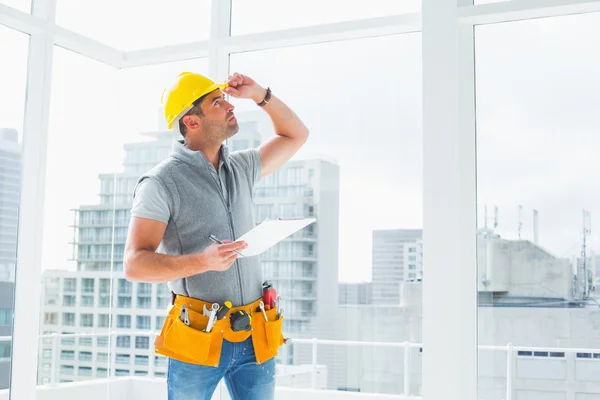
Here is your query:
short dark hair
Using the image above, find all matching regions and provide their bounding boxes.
[178,93,208,137]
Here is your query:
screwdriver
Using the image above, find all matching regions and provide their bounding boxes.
[217,301,232,319]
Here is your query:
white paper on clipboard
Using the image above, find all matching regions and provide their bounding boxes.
[235,217,316,257]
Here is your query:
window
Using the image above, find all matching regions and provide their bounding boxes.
[79,337,92,347]
[63,278,77,292]
[97,368,108,377]
[155,356,167,367]
[0,343,10,360]
[117,315,131,329]
[80,295,94,307]
[60,365,74,375]
[115,369,130,377]
[231,0,420,35]
[118,296,131,308]
[99,278,111,294]
[228,34,422,394]
[79,351,92,361]
[118,279,132,295]
[97,352,108,362]
[156,316,166,330]
[62,313,75,326]
[63,295,76,307]
[61,335,74,346]
[0,0,31,13]
[97,336,109,347]
[136,316,151,330]
[137,283,151,295]
[0,308,11,325]
[56,0,211,50]
[61,350,75,360]
[156,296,170,309]
[135,355,148,366]
[135,370,148,376]
[98,314,109,328]
[80,313,93,327]
[78,366,92,376]
[116,336,130,348]
[287,167,303,185]
[81,278,94,293]
[256,204,273,221]
[137,296,152,309]
[476,14,600,399]
[136,336,150,349]
[116,354,130,364]
[156,284,170,296]
[44,312,58,325]
[99,296,111,308]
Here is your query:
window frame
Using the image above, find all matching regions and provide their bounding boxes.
[5,0,600,398]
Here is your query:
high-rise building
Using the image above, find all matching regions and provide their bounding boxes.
[371,229,423,305]
[0,128,20,282]
[0,128,21,390]
[339,282,372,305]
[0,281,14,390]
[38,130,175,384]
[228,113,341,370]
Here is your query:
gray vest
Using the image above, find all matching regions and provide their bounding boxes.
[135,141,263,306]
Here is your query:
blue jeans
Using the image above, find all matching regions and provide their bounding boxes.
[167,337,276,400]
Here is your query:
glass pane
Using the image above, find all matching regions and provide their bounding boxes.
[476,13,600,400]
[0,0,31,13]
[0,25,28,393]
[55,0,211,51]
[232,0,420,36]
[230,33,422,395]
[38,46,118,386]
[38,49,207,387]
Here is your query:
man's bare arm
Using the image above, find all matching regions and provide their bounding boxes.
[256,93,310,177]
[223,73,310,178]
[124,216,247,283]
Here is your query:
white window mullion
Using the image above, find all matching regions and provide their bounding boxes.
[458,0,600,25]
[10,0,56,398]
[0,3,45,35]
[209,0,232,82]
[422,0,477,398]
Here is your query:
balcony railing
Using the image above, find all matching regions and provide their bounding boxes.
[4,332,600,400]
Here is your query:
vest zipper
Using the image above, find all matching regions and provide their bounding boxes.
[211,164,245,305]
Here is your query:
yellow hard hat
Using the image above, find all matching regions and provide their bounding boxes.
[161,72,229,129]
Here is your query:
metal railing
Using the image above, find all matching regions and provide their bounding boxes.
[288,338,421,397]
[9,331,160,386]
[3,333,600,399]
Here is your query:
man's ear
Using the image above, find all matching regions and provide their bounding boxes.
[182,114,201,130]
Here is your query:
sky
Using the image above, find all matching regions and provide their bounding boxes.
[0,3,599,285]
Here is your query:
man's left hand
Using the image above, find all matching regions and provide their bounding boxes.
[223,72,266,103]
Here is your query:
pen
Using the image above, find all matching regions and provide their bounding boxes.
[209,235,245,257]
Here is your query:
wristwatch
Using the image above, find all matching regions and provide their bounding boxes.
[257,87,272,107]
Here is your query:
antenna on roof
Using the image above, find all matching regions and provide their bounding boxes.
[518,205,523,239]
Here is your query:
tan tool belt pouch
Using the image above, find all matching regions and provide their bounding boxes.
[154,295,284,367]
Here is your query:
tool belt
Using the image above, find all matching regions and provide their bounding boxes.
[154,295,284,367]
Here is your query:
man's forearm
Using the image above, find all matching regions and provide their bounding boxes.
[255,92,309,141]
[124,250,206,283]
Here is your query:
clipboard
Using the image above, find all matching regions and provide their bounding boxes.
[235,217,316,257]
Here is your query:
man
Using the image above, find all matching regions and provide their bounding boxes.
[123,71,309,400]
